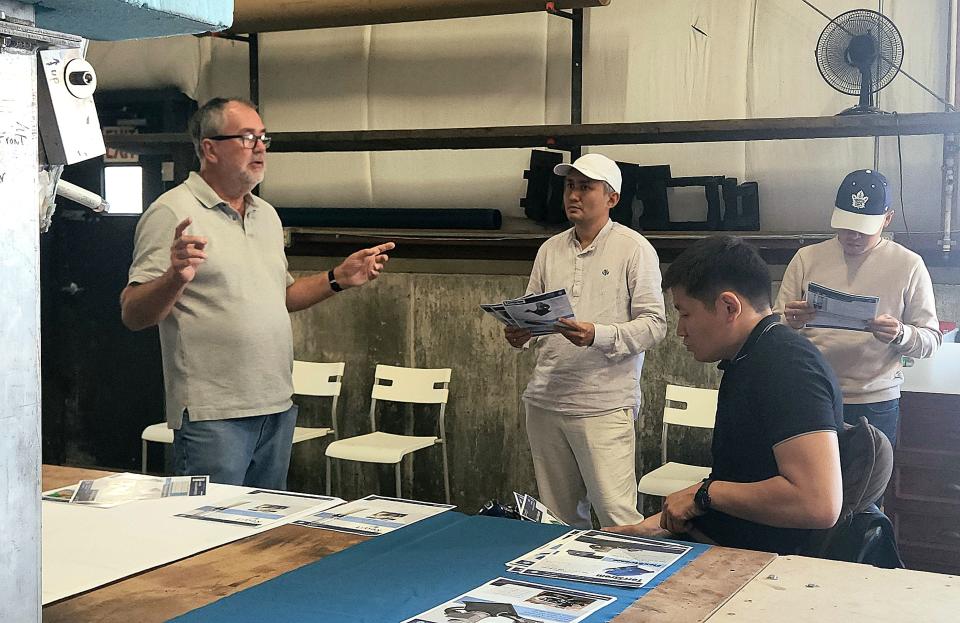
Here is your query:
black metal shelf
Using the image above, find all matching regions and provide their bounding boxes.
[283,229,959,266]
[104,112,960,154]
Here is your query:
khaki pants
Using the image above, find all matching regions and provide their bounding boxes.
[525,402,644,529]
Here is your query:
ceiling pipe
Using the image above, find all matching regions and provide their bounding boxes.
[229,0,610,34]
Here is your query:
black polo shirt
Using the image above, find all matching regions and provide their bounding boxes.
[691,314,843,554]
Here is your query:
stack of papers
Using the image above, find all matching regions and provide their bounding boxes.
[507,529,691,588]
[805,281,879,331]
[176,489,344,528]
[42,473,208,508]
[402,577,615,623]
[293,495,454,536]
[481,289,575,336]
[514,492,567,525]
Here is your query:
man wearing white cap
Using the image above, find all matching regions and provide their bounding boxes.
[775,169,941,445]
[505,153,667,528]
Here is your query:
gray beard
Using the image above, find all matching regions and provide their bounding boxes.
[238,168,265,192]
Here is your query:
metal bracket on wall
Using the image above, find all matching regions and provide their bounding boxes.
[0,19,82,51]
[545,5,584,160]
[195,31,260,107]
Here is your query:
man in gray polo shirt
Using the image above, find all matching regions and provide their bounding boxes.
[122,97,393,489]
[505,153,667,527]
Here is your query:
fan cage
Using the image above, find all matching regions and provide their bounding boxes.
[816,9,904,96]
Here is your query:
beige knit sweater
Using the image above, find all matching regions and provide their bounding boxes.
[774,237,941,404]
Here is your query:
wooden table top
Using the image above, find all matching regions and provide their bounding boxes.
[41,465,775,622]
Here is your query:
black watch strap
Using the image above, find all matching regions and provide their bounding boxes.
[328,269,343,293]
[695,478,714,512]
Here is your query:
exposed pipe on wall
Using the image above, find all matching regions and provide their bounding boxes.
[941,0,958,254]
[229,0,610,34]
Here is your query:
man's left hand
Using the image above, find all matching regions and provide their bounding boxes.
[867,314,902,344]
[335,242,396,288]
[660,482,705,535]
[555,318,595,347]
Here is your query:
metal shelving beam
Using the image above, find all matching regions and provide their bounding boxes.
[104,112,960,154]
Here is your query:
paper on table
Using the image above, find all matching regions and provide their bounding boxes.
[508,530,692,588]
[293,494,454,536]
[43,482,336,604]
[42,484,79,504]
[42,473,209,508]
[514,492,567,525]
[74,473,208,507]
[805,282,879,331]
[401,577,615,623]
[176,489,344,528]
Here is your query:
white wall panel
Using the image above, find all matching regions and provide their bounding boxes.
[88,1,952,230]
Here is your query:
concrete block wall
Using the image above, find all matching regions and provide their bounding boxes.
[286,260,960,517]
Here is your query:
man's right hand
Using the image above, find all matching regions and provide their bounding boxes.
[504,326,533,349]
[603,514,671,539]
[783,300,815,329]
[170,217,207,284]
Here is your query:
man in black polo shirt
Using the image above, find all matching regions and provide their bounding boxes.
[609,236,844,554]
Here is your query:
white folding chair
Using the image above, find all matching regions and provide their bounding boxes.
[140,423,173,473]
[291,360,345,446]
[637,384,718,501]
[324,364,452,503]
[139,360,344,474]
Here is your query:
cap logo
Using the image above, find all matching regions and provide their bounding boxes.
[851,190,869,210]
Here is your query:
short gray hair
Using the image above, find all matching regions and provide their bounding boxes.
[602,181,617,196]
[187,97,258,160]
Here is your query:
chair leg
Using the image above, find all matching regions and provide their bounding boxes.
[441,442,451,505]
[141,440,148,474]
[325,457,332,497]
[395,462,402,499]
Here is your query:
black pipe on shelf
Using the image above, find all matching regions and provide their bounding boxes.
[276,208,503,230]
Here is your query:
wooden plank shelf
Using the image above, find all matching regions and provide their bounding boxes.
[103,112,960,154]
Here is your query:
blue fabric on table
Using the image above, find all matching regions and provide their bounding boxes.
[171,513,709,623]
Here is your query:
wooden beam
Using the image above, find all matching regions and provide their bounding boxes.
[229,0,610,34]
[104,112,960,154]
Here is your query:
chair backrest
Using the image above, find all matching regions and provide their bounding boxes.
[292,360,345,437]
[371,364,451,405]
[292,360,345,397]
[661,384,718,465]
[663,384,718,427]
[368,364,452,441]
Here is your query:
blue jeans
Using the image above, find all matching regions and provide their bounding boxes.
[174,405,298,489]
[844,399,900,447]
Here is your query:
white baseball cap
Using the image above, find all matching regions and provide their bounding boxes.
[553,153,622,194]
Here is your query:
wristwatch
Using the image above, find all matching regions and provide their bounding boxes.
[891,321,905,345]
[327,269,344,293]
[694,478,714,513]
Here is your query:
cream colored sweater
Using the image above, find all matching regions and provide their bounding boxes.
[775,237,941,404]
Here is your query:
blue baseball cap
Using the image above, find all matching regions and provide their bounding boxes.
[831,169,891,235]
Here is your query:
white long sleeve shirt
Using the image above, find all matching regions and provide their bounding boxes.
[522,220,668,415]
[775,237,941,404]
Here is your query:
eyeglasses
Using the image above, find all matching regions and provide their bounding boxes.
[206,133,272,149]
